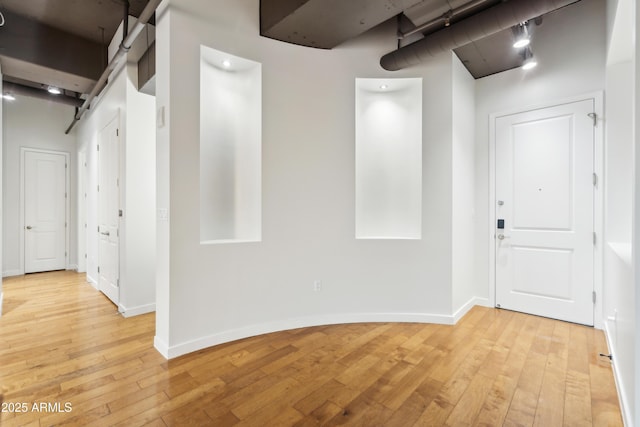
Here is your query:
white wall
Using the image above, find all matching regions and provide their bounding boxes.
[451,53,478,313]
[121,64,157,316]
[155,0,472,358]
[632,0,640,424]
[474,0,606,308]
[0,70,3,314]
[602,0,636,423]
[604,58,635,426]
[3,95,78,277]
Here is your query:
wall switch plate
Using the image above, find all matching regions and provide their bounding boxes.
[313,280,322,292]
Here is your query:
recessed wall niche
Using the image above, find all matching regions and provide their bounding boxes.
[355,78,422,239]
[200,46,261,244]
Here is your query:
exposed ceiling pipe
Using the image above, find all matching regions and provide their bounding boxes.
[122,0,130,42]
[3,81,84,108]
[65,0,162,134]
[400,0,494,40]
[381,0,581,71]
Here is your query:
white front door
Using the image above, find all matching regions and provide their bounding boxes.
[495,99,595,326]
[24,150,68,273]
[98,117,120,305]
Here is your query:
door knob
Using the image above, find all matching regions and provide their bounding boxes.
[26,225,33,230]
[100,231,110,236]
[497,234,509,240]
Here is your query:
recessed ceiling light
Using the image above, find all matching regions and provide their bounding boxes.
[222,60,231,68]
[3,93,15,101]
[513,38,530,48]
[522,58,538,70]
[48,86,61,95]
[379,84,388,90]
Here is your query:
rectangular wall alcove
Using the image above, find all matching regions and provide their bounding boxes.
[200,46,262,244]
[355,78,422,239]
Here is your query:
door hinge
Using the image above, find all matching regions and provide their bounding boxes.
[592,173,598,187]
[97,226,100,233]
[119,209,123,217]
[587,112,597,126]
[65,163,67,169]
[117,278,120,287]
[592,291,596,304]
[97,266,100,273]
[65,192,67,199]
[116,178,119,187]
[65,251,67,257]
[116,129,119,136]
[84,253,87,259]
[97,144,100,151]
[593,232,597,245]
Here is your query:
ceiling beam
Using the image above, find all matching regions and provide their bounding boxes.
[0,10,105,91]
[260,0,425,49]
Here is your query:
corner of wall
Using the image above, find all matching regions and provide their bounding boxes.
[604,320,633,426]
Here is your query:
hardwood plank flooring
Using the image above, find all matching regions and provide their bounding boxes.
[0,271,623,426]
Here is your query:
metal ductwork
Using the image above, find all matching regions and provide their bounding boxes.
[64,0,163,134]
[380,0,581,71]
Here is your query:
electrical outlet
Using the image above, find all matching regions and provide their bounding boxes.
[313,280,322,292]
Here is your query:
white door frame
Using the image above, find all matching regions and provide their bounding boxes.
[19,147,71,275]
[488,92,604,328]
[77,149,87,273]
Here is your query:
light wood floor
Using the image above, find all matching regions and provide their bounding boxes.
[0,271,623,426]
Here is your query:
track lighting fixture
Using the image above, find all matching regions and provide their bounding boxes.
[513,22,531,49]
[521,47,537,70]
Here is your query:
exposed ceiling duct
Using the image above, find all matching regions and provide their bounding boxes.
[380,0,581,71]
[64,0,162,134]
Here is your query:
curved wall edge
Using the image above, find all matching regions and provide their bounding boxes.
[156,298,486,360]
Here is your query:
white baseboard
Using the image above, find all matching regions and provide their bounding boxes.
[604,321,632,427]
[3,270,23,278]
[0,292,3,317]
[159,309,478,360]
[67,264,79,272]
[154,336,170,359]
[118,303,156,318]
[453,296,490,323]
[86,274,98,289]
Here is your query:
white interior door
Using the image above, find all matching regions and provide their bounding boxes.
[98,117,120,305]
[495,99,595,326]
[24,150,67,273]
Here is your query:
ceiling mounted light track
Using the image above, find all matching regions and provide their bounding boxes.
[512,22,531,48]
[381,0,581,71]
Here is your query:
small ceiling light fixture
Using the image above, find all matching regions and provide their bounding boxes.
[379,84,388,90]
[3,93,15,101]
[521,47,537,70]
[222,59,232,68]
[522,57,538,70]
[47,86,62,95]
[513,22,531,49]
